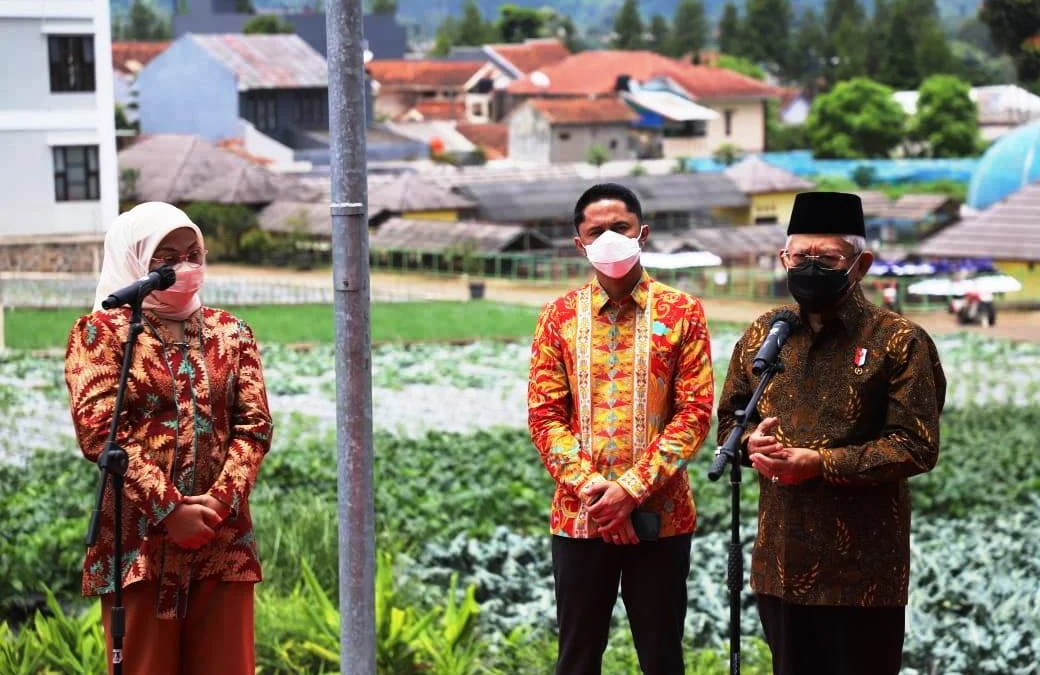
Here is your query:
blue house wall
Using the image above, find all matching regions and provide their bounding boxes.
[137,38,240,142]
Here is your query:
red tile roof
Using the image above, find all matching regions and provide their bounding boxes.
[489,39,571,75]
[111,41,170,75]
[367,60,485,88]
[507,50,780,100]
[455,123,509,159]
[397,100,467,121]
[526,97,638,125]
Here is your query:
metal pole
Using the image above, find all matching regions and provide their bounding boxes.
[326,1,374,674]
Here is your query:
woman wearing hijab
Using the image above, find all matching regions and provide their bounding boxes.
[64,202,273,675]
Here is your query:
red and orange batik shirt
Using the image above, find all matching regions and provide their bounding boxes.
[528,271,714,539]
[65,307,273,619]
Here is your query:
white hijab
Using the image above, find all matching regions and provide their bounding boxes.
[92,202,205,320]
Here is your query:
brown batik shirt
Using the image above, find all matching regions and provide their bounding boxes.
[718,286,946,607]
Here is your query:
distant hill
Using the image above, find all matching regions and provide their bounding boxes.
[110,0,983,41]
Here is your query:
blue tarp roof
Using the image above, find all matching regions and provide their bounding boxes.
[687,151,978,184]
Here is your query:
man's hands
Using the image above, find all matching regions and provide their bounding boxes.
[747,417,822,486]
[164,496,231,550]
[581,479,639,545]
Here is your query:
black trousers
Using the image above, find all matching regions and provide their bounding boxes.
[757,594,905,675]
[551,533,692,675]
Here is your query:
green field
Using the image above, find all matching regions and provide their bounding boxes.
[2,301,543,350]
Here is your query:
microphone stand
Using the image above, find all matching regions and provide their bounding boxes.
[86,298,146,675]
[707,355,785,675]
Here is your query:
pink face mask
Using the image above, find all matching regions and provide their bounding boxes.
[583,228,646,279]
[151,264,204,309]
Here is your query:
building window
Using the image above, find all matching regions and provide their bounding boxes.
[295,90,325,128]
[724,109,734,137]
[245,92,279,133]
[609,139,618,150]
[663,120,707,138]
[53,146,100,201]
[48,36,95,93]
[471,102,484,117]
[558,132,571,141]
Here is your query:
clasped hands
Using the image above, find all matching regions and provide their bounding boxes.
[581,479,639,546]
[747,417,822,486]
[163,495,231,550]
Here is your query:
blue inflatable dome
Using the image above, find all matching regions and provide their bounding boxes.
[967,120,1040,210]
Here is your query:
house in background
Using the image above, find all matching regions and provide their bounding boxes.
[917,179,1040,267]
[111,40,169,132]
[719,156,815,225]
[455,123,509,160]
[135,34,326,169]
[455,172,748,242]
[366,60,498,124]
[172,0,407,60]
[894,84,1040,143]
[508,98,639,164]
[506,50,781,160]
[118,134,319,205]
[0,0,117,236]
[867,193,960,244]
[444,38,572,121]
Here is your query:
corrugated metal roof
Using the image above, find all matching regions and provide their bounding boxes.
[916,181,1040,262]
[853,191,891,218]
[256,201,331,236]
[368,173,478,212]
[190,34,327,90]
[456,173,748,222]
[875,194,957,222]
[118,134,320,204]
[723,156,815,195]
[682,224,787,259]
[369,218,553,253]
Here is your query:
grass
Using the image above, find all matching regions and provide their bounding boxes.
[812,175,969,202]
[2,301,543,350]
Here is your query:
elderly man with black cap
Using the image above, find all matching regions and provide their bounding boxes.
[717,192,947,675]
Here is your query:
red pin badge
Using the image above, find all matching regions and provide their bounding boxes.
[854,347,867,367]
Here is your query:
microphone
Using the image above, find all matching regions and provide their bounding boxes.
[751,310,799,376]
[101,266,177,310]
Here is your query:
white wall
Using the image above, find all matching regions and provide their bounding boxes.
[0,0,117,236]
[550,124,635,164]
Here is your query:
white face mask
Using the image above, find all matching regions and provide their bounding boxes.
[582,228,645,279]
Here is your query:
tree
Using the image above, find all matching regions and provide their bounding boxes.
[876,0,953,89]
[456,0,495,46]
[243,14,294,34]
[496,4,544,44]
[821,0,867,85]
[717,3,743,57]
[612,0,644,50]
[713,143,742,165]
[805,77,907,158]
[743,0,792,71]
[717,54,765,80]
[541,9,584,53]
[784,8,826,88]
[668,0,707,59]
[866,0,891,78]
[978,0,1040,58]
[911,74,981,157]
[648,15,670,54]
[431,16,458,56]
[234,0,254,13]
[587,145,610,171]
[369,0,397,14]
[122,0,171,41]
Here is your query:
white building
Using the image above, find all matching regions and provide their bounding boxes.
[0,0,117,236]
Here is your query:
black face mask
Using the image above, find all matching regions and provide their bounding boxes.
[787,259,859,312]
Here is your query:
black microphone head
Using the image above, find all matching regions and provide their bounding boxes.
[154,265,177,290]
[771,309,801,330]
